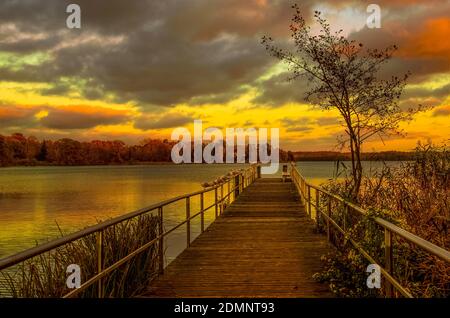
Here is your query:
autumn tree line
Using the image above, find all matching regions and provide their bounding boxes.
[0,133,295,166]
[0,133,415,167]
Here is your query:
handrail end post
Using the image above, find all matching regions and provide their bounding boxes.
[384,228,393,298]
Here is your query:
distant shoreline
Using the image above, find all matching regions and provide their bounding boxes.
[1,133,417,168]
[289,151,416,162]
[0,157,414,168]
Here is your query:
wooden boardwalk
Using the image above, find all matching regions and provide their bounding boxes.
[140,178,333,298]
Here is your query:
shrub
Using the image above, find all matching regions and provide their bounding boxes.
[314,143,449,297]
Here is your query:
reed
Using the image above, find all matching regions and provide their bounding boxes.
[0,214,160,298]
[313,143,449,297]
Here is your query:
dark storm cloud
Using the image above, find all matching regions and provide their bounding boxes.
[0,0,338,108]
[88,28,273,106]
[0,0,163,34]
[253,73,312,106]
[0,105,39,127]
[432,106,450,117]
[134,113,194,130]
[280,116,340,132]
[347,3,450,82]
[166,0,301,41]
[286,126,313,133]
[40,106,131,129]
[1,0,448,109]
[281,117,312,126]
[0,0,291,107]
[280,117,314,133]
[404,84,450,99]
[316,116,340,126]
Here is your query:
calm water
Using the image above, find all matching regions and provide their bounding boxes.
[0,161,403,261]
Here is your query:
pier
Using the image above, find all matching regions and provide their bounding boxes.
[141,178,332,297]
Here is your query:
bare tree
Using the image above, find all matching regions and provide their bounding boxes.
[262,5,427,199]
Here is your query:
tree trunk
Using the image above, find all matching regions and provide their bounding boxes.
[353,137,363,200]
[347,121,361,201]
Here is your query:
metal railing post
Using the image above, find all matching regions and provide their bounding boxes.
[96,230,104,298]
[227,179,231,204]
[385,229,393,297]
[327,200,331,242]
[200,193,204,233]
[186,197,191,247]
[220,183,224,215]
[315,190,320,227]
[158,207,164,274]
[234,175,240,198]
[307,186,311,216]
[214,187,218,218]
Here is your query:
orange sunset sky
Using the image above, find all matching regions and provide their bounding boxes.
[0,0,449,151]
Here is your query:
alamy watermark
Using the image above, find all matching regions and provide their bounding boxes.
[170,120,280,174]
[66,264,81,289]
[66,3,381,30]
[66,4,81,29]
[366,264,381,289]
[367,4,381,29]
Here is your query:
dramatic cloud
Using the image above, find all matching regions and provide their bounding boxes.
[253,73,311,106]
[348,5,450,82]
[134,113,194,130]
[0,0,280,106]
[280,117,314,133]
[432,106,450,117]
[404,84,450,100]
[40,106,131,129]
[0,105,39,127]
[398,18,450,62]
[0,0,448,150]
[280,116,341,133]
[0,0,354,107]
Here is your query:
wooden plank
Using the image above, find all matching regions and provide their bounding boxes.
[139,178,333,298]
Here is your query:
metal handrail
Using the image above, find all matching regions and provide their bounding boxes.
[0,164,260,298]
[289,162,450,298]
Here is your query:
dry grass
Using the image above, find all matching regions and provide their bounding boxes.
[0,214,160,298]
[314,143,449,297]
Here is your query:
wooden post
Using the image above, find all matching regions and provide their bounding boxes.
[307,186,311,216]
[315,190,320,227]
[158,207,164,274]
[234,175,240,198]
[385,228,393,297]
[214,187,218,218]
[257,165,261,179]
[200,193,204,233]
[343,203,347,233]
[186,197,191,247]
[327,200,331,242]
[96,230,104,298]
[227,179,231,204]
[303,180,306,199]
[220,183,224,215]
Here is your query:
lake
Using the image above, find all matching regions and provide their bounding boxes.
[0,161,403,261]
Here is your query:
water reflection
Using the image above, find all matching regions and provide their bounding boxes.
[0,161,404,261]
[0,164,247,259]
